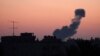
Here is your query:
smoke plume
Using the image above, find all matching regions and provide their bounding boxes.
[53,9,85,40]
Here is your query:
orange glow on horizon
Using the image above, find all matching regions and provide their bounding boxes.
[0,0,100,39]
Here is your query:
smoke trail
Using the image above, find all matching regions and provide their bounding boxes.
[53,9,85,40]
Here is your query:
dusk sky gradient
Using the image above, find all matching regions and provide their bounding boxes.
[0,0,100,39]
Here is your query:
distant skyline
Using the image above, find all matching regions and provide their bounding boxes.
[0,0,100,39]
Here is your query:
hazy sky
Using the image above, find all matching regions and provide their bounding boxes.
[0,0,100,39]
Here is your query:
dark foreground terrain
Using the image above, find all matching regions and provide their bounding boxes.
[0,33,100,56]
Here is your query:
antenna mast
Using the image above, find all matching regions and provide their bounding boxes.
[11,21,17,36]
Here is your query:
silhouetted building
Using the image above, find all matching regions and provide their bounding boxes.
[0,33,100,56]
[1,32,36,43]
[41,35,61,43]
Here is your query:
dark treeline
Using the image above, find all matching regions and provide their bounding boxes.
[0,33,100,56]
